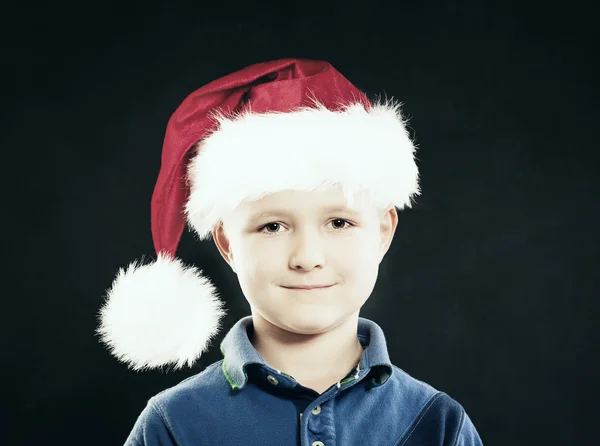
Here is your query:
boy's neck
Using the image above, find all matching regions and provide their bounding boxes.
[249,312,364,394]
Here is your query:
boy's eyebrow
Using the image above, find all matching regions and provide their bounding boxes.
[249,206,360,222]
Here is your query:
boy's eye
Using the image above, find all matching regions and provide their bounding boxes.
[262,222,282,233]
[258,219,354,234]
[330,219,352,230]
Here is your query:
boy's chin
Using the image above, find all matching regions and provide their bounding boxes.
[274,310,351,335]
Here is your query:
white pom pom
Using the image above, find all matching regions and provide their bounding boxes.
[96,253,227,371]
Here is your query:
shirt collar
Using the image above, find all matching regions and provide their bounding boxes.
[220,316,393,391]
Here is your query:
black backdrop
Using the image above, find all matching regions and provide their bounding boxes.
[5,1,599,445]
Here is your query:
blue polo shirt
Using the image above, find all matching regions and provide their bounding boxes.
[125,316,483,445]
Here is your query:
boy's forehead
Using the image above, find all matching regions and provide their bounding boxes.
[236,188,378,220]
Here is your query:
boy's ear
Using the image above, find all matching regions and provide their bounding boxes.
[379,207,398,262]
[211,222,236,271]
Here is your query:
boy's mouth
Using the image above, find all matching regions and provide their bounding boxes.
[282,284,336,290]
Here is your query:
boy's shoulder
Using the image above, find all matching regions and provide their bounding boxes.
[388,363,445,402]
[389,363,465,414]
[387,364,474,443]
[150,359,229,407]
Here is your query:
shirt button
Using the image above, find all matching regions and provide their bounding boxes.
[311,405,321,415]
[266,375,279,386]
[312,442,325,446]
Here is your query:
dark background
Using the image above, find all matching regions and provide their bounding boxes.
[4,1,598,445]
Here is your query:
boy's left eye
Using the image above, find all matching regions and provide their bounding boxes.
[329,218,352,229]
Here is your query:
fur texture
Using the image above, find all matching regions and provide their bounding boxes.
[96,253,226,371]
[185,98,420,241]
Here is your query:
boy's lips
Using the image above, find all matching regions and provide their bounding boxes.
[282,284,336,290]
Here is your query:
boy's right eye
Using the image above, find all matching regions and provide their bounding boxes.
[258,222,283,234]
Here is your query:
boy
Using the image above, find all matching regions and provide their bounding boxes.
[97,58,483,445]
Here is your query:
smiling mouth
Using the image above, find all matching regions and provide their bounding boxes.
[282,285,335,291]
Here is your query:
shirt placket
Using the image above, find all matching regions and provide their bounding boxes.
[299,362,363,446]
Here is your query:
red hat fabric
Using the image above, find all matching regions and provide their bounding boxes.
[153,58,371,258]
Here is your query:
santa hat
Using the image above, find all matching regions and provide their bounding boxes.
[96,58,421,372]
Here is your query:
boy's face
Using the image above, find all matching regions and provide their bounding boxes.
[211,187,398,335]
